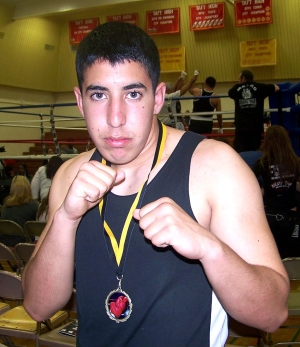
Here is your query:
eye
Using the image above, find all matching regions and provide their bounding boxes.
[127,90,142,100]
[91,92,106,101]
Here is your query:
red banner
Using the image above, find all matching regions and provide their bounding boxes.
[235,0,272,27]
[146,8,180,35]
[189,3,224,31]
[106,13,138,25]
[69,18,99,44]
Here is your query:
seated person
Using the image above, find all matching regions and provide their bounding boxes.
[0,176,38,246]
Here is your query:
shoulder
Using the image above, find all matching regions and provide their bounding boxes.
[190,139,257,203]
[32,166,44,177]
[228,84,239,96]
[191,139,238,171]
[35,166,46,178]
[189,140,268,242]
[29,199,39,208]
[255,82,275,90]
[191,87,202,96]
[38,166,46,172]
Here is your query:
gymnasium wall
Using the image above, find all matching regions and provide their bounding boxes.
[0,0,299,156]
[0,0,299,93]
[56,0,300,92]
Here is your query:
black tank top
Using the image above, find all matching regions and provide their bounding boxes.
[75,131,218,347]
[193,89,215,117]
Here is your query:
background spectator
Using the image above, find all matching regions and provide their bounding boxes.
[31,155,63,202]
[228,69,279,153]
[0,176,38,246]
[17,163,32,181]
[252,125,300,258]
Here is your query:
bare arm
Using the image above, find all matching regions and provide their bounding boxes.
[188,70,200,95]
[179,74,199,97]
[173,72,187,92]
[169,71,188,93]
[22,152,124,321]
[274,84,280,92]
[198,145,288,331]
[134,139,289,332]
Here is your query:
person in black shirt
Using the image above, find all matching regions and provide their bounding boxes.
[252,125,300,258]
[228,69,279,153]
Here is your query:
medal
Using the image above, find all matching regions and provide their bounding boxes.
[100,120,166,322]
[105,275,132,323]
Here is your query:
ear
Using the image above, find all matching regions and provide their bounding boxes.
[74,87,84,118]
[153,82,166,115]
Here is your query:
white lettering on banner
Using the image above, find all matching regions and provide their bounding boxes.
[251,10,265,14]
[242,0,252,5]
[153,10,162,16]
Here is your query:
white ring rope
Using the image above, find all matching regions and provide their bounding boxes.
[0,154,77,160]
[0,124,87,130]
[0,118,84,124]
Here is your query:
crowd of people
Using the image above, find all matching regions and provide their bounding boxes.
[0,155,64,246]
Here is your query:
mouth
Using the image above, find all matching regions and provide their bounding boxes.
[105,136,132,148]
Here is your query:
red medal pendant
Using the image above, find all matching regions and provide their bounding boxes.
[105,276,132,323]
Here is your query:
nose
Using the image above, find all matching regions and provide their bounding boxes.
[107,98,126,128]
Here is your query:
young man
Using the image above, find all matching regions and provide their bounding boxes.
[228,69,280,153]
[22,22,289,347]
[189,75,223,134]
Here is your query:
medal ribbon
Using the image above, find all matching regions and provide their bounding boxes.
[99,121,166,266]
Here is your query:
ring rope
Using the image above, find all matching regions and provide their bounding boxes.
[0,118,85,124]
[0,110,82,119]
[0,123,87,130]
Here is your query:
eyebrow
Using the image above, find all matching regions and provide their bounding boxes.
[86,85,107,93]
[123,83,147,91]
[85,82,147,93]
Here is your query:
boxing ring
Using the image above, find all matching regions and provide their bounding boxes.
[0,102,90,159]
[0,81,299,165]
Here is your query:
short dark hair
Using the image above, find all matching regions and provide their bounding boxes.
[75,22,160,94]
[46,156,63,180]
[241,70,254,82]
[205,76,216,88]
